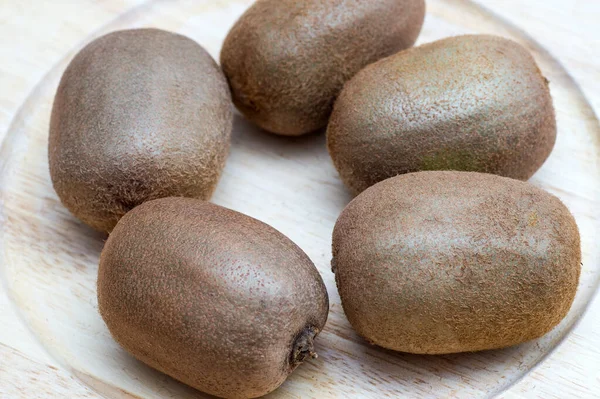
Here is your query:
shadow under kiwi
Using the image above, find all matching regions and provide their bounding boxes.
[231,112,329,163]
[227,113,354,211]
[350,331,541,397]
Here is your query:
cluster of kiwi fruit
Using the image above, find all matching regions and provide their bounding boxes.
[48,0,581,398]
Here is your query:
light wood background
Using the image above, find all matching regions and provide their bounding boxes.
[1,1,599,398]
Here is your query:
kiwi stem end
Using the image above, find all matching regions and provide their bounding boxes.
[291,326,319,368]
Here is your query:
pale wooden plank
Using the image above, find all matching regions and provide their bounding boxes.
[0,343,101,399]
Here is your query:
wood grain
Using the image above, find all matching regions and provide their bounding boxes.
[0,1,599,398]
[0,344,98,399]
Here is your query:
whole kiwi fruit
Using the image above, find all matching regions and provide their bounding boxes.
[49,28,233,232]
[332,171,580,354]
[327,34,556,194]
[220,0,425,136]
[98,197,329,399]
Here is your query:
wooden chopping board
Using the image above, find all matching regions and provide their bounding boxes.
[1,1,599,398]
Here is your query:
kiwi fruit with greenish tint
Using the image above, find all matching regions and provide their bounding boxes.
[98,197,329,399]
[49,28,232,232]
[327,34,556,194]
[332,171,580,354]
[220,0,425,136]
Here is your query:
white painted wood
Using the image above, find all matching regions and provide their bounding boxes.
[0,0,598,397]
[0,344,99,399]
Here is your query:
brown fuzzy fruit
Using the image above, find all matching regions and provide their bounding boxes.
[220,0,425,136]
[327,35,557,194]
[98,197,329,399]
[332,171,581,354]
[49,29,233,232]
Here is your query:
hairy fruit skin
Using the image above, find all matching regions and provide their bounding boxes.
[327,35,556,194]
[221,0,425,136]
[332,171,580,354]
[98,198,329,399]
[49,29,233,232]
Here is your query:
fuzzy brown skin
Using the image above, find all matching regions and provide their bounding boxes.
[49,29,233,232]
[332,171,581,354]
[220,0,425,136]
[327,35,557,194]
[98,198,329,399]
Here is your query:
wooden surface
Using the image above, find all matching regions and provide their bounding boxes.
[1,1,599,398]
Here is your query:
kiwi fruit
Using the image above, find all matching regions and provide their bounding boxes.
[332,171,580,354]
[49,28,233,232]
[327,34,557,194]
[220,0,425,136]
[98,197,329,399]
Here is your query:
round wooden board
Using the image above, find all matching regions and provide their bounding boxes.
[1,0,599,398]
